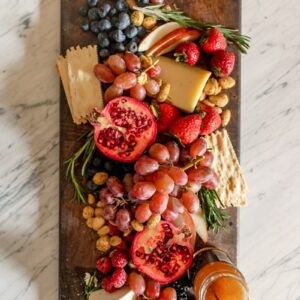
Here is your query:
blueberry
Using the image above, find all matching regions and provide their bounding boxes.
[99,37,110,48]
[93,191,99,201]
[104,161,114,172]
[111,16,119,28]
[131,36,140,44]
[86,180,99,192]
[100,3,111,14]
[87,0,98,7]
[137,26,147,38]
[109,7,117,16]
[112,42,125,52]
[98,8,108,18]
[127,41,138,53]
[79,6,88,17]
[87,167,98,178]
[116,0,129,12]
[125,25,138,38]
[99,48,110,60]
[98,32,108,40]
[88,8,100,21]
[137,0,149,7]
[90,21,100,33]
[99,19,112,31]
[92,156,103,167]
[117,12,130,30]
[111,29,126,43]
[81,20,90,31]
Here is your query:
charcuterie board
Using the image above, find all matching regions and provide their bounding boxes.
[59,0,241,298]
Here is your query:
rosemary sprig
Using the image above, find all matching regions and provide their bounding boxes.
[134,5,251,54]
[199,186,229,232]
[65,130,95,203]
[82,272,102,300]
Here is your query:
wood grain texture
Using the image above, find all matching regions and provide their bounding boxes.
[59,0,240,298]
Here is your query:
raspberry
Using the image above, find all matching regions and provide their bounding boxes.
[102,276,116,293]
[111,268,128,288]
[96,256,112,274]
[116,240,127,251]
[111,250,128,268]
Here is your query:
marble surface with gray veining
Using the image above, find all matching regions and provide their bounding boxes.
[0,0,299,299]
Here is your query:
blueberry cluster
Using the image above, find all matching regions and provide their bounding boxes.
[79,0,147,59]
[169,275,195,300]
[85,150,133,195]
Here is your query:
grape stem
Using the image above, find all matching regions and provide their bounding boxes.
[182,156,204,171]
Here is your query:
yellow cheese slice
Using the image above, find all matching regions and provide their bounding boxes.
[158,56,211,113]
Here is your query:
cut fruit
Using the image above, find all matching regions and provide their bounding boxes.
[158,57,211,113]
[138,22,183,52]
[146,28,202,56]
[191,210,208,243]
[132,221,193,284]
[89,287,135,300]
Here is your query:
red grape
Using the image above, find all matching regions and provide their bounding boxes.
[199,150,214,167]
[187,166,213,184]
[186,182,202,193]
[168,197,184,214]
[179,146,192,164]
[159,287,177,300]
[181,190,200,213]
[190,137,207,158]
[169,185,182,198]
[115,208,131,232]
[103,205,116,221]
[133,173,145,183]
[124,52,141,72]
[202,170,220,189]
[134,156,159,175]
[145,279,160,299]
[147,64,161,78]
[152,171,175,194]
[149,143,170,163]
[107,54,126,74]
[151,0,165,4]
[114,72,137,89]
[104,84,123,102]
[166,141,180,164]
[106,176,124,197]
[144,78,160,96]
[123,173,133,193]
[128,272,145,296]
[168,167,188,186]
[99,187,115,204]
[94,64,115,83]
[149,192,169,214]
[162,208,178,222]
[130,182,156,200]
[130,84,146,101]
[135,203,152,223]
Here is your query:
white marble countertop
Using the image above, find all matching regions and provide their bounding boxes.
[0,0,300,299]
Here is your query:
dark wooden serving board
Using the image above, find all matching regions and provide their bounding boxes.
[59,0,240,298]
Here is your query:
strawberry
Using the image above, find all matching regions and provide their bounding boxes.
[111,250,128,268]
[111,268,128,288]
[200,28,227,54]
[211,50,235,77]
[157,103,182,133]
[96,256,112,274]
[174,42,200,65]
[199,105,221,135]
[102,276,116,293]
[169,115,202,145]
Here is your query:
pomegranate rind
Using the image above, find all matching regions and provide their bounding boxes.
[132,221,193,284]
[93,96,157,162]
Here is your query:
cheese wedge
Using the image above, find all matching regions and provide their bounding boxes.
[89,287,135,300]
[158,57,211,113]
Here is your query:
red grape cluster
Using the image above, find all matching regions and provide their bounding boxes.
[94,52,162,103]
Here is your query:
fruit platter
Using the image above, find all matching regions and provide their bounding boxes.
[58,0,250,299]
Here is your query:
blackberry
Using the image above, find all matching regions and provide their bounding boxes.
[169,275,195,300]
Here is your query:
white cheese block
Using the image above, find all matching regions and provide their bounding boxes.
[89,287,136,300]
[158,56,211,113]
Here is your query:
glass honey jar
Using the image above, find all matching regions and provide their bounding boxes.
[190,247,249,300]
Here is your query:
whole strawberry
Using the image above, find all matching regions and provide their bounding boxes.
[102,276,116,293]
[169,115,202,145]
[157,103,182,133]
[174,42,200,65]
[201,28,227,54]
[211,50,235,77]
[96,256,112,274]
[199,105,221,135]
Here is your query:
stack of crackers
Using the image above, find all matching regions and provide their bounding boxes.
[57,45,104,124]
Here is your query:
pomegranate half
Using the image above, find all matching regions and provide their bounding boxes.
[132,221,193,284]
[92,96,157,162]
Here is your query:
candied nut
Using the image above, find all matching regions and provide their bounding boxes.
[200,92,206,101]
[137,72,148,85]
[82,206,94,219]
[95,207,103,217]
[96,235,111,252]
[140,55,153,69]
[219,76,236,89]
[213,85,222,95]
[86,218,94,229]
[215,107,222,114]
[98,225,110,236]
[150,105,159,118]
[93,172,108,185]
[156,82,171,103]
[131,11,144,26]
[92,217,105,231]
[110,235,122,247]
[209,93,229,107]
[87,193,95,205]
[128,260,136,269]
[202,99,215,107]
[147,214,161,229]
[204,78,219,95]
[221,109,231,127]
[143,16,157,30]
[131,220,144,232]
[97,201,106,208]
[123,228,132,237]
[162,4,172,11]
